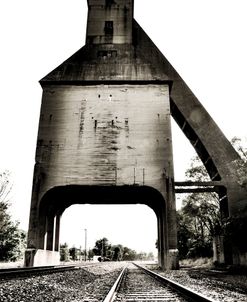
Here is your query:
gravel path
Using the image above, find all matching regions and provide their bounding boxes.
[0,262,125,302]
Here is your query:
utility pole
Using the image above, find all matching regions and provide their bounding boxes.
[84,228,87,261]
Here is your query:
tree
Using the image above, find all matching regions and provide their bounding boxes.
[177,211,194,259]
[92,238,143,261]
[184,156,210,182]
[92,237,155,262]
[0,170,12,205]
[147,252,154,261]
[87,248,94,260]
[111,245,123,261]
[0,170,26,261]
[60,243,69,261]
[231,136,247,161]
[122,246,137,261]
[69,246,80,261]
[224,137,247,254]
[178,157,222,260]
[178,137,247,262]
[92,237,112,259]
[231,137,247,189]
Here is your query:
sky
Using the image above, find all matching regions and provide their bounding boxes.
[0,0,246,255]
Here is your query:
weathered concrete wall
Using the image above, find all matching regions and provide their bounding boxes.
[36,84,172,197]
[86,0,133,44]
[26,83,177,268]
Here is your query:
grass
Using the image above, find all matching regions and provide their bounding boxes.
[179,257,213,268]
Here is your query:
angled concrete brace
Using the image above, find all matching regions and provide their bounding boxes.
[134,19,247,213]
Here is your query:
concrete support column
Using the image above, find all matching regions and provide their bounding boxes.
[213,236,225,264]
[217,188,231,265]
[157,214,161,267]
[166,177,179,269]
[36,214,46,249]
[54,215,60,252]
[25,213,60,267]
[46,215,56,251]
[158,210,167,270]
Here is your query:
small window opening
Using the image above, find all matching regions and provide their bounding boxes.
[110,50,117,57]
[105,0,115,7]
[98,50,108,58]
[97,50,117,58]
[105,21,113,35]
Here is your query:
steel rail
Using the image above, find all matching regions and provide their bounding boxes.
[0,264,77,279]
[102,266,127,302]
[134,263,217,302]
[0,262,109,279]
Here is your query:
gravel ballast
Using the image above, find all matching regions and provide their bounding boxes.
[0,262,125,302]
[1,262,246,302]
[157,269,247,302]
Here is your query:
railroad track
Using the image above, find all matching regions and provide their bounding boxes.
[0,264,78,279]
[104,263,217,302]
[0,261,108,280]
[0,261,120,281]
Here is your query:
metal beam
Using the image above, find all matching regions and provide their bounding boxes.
[174,181,223,187]
[175,188,217,193]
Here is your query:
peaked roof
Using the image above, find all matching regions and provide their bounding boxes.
[40,20,170,84]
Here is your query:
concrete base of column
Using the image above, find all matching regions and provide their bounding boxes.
[213,236,225,264]
[24,249,60,267]
[232,251,247,267]
[167,249,179,270]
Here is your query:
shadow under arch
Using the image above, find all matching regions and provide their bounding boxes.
[37,185,168,267]
[39,185,166,216]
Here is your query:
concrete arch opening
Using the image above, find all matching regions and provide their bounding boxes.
[59,203,157,260]
[26,185,169,268]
